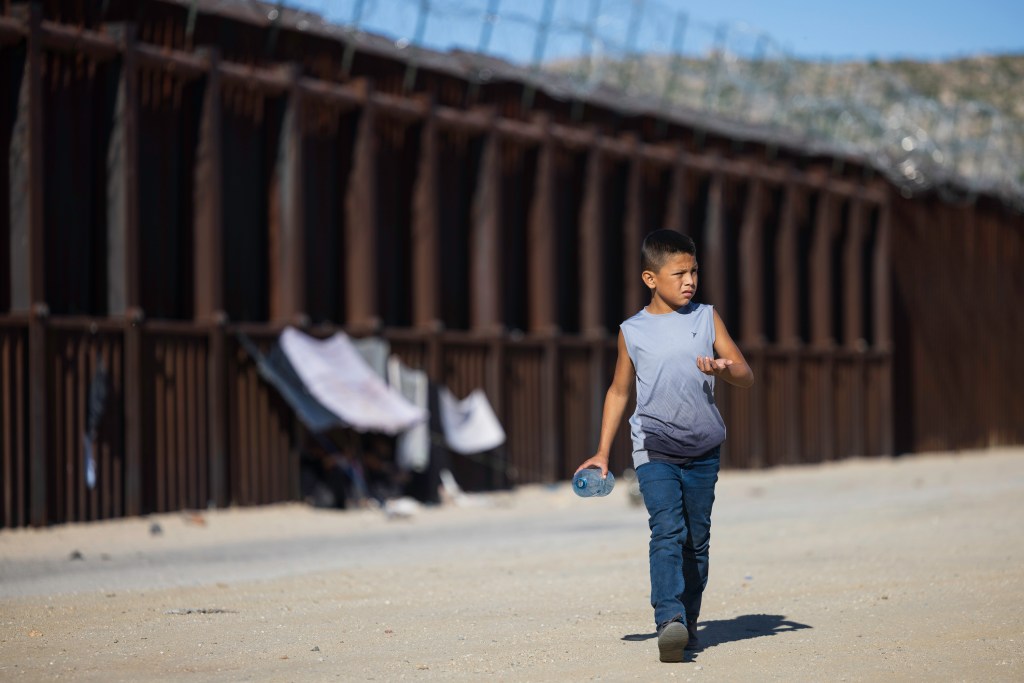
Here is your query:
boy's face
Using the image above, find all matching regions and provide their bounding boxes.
[643,252,698,313]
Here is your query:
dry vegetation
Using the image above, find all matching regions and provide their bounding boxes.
[551,52,1024,192]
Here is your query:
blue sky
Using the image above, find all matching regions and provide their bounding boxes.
[685,0,1024,60]
[286,0,1024,62]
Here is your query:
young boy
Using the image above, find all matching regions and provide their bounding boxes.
[576,229,754,663]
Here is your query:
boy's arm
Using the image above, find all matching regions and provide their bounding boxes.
[696,309,755,388]
[575,330,634,477]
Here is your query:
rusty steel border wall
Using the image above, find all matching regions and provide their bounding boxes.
[1,1,1021,528]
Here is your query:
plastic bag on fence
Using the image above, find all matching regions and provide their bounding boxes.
[437,387,505,455]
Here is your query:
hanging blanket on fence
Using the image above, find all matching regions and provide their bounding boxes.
[279,327,426,435]
[238,327,426,435]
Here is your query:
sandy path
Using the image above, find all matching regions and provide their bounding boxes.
[2,448,1023,681]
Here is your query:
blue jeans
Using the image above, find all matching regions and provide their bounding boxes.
[636,446,720,628]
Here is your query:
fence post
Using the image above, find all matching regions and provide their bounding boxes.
[527,113,561,476]
[579,138,605,337]
[776,182,804,464]
[663,146,688,233]
[873,198,894,455]
[738,179,765,467]
[470,113,503,334]
[810,189,838,460]
[702,170,726,310]
[193,47,228,507]
[19,4,46,526]
[580,141,609,460]
[843,199,869,457]
[810,191,837,347]
[123,308,144,515]
[528,114,557,335]
[105,23,144,515]
[345,80,380,333]
[104,22,136,315]
[587,337,608,457]
[739,180,765,345]
[412,97,441,330]
[269,63,306,326]
[623,135,644,316]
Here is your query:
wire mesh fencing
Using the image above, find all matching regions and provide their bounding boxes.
[270,0,1024,206]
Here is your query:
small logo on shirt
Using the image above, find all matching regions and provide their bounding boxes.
[691,331,697,338]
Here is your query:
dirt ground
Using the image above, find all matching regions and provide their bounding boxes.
[2,447,1023,682]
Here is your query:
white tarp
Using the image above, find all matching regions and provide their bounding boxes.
[352,336,390,379]
[438,387,506,455]
[387,356,431,472]
[279,327,427,435]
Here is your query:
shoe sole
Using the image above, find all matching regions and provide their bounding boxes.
[658,621,689,663]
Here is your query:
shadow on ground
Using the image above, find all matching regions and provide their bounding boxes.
[622,613,812,650]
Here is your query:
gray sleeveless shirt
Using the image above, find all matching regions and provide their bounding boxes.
[620,303,726,469]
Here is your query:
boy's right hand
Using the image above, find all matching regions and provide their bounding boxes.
[575,455,609,477]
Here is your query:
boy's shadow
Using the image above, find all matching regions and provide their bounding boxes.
[622,613,811,653]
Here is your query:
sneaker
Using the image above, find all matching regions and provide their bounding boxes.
[685,622,702,651]
[657,619,689,663]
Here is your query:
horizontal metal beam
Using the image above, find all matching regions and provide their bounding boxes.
[40,20,120,60]
[0,15,25,45]
[297,75,362,109]
[0,14,887,205]
[135,43,209,80]
[219,61,290,94]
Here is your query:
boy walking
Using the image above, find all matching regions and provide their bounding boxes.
[576,229,754,662]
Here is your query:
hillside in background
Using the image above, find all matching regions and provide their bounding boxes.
[550,52,1024,201]
[885,54,1024,119]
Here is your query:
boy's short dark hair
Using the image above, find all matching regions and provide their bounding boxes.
[641,229,696,272]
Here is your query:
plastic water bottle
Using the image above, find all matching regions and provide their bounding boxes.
[572,468,615,497]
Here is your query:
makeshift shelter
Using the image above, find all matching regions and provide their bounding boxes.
[239,327,505,507]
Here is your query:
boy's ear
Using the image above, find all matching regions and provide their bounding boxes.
[641,270,656,288]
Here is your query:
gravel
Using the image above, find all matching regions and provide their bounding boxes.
[1,447,1022,681]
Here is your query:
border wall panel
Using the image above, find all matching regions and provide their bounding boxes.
[225,331,296,506]
[46,323,125,523]
[719,362,757,468]
[798,355,830,463]
[503,343,545,484]
[5,3,1023,529]
[0,321,28,527]
[760,350,798,466]
[558,344,592,479]
[833,354,865,459]
[142,327,210,512]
